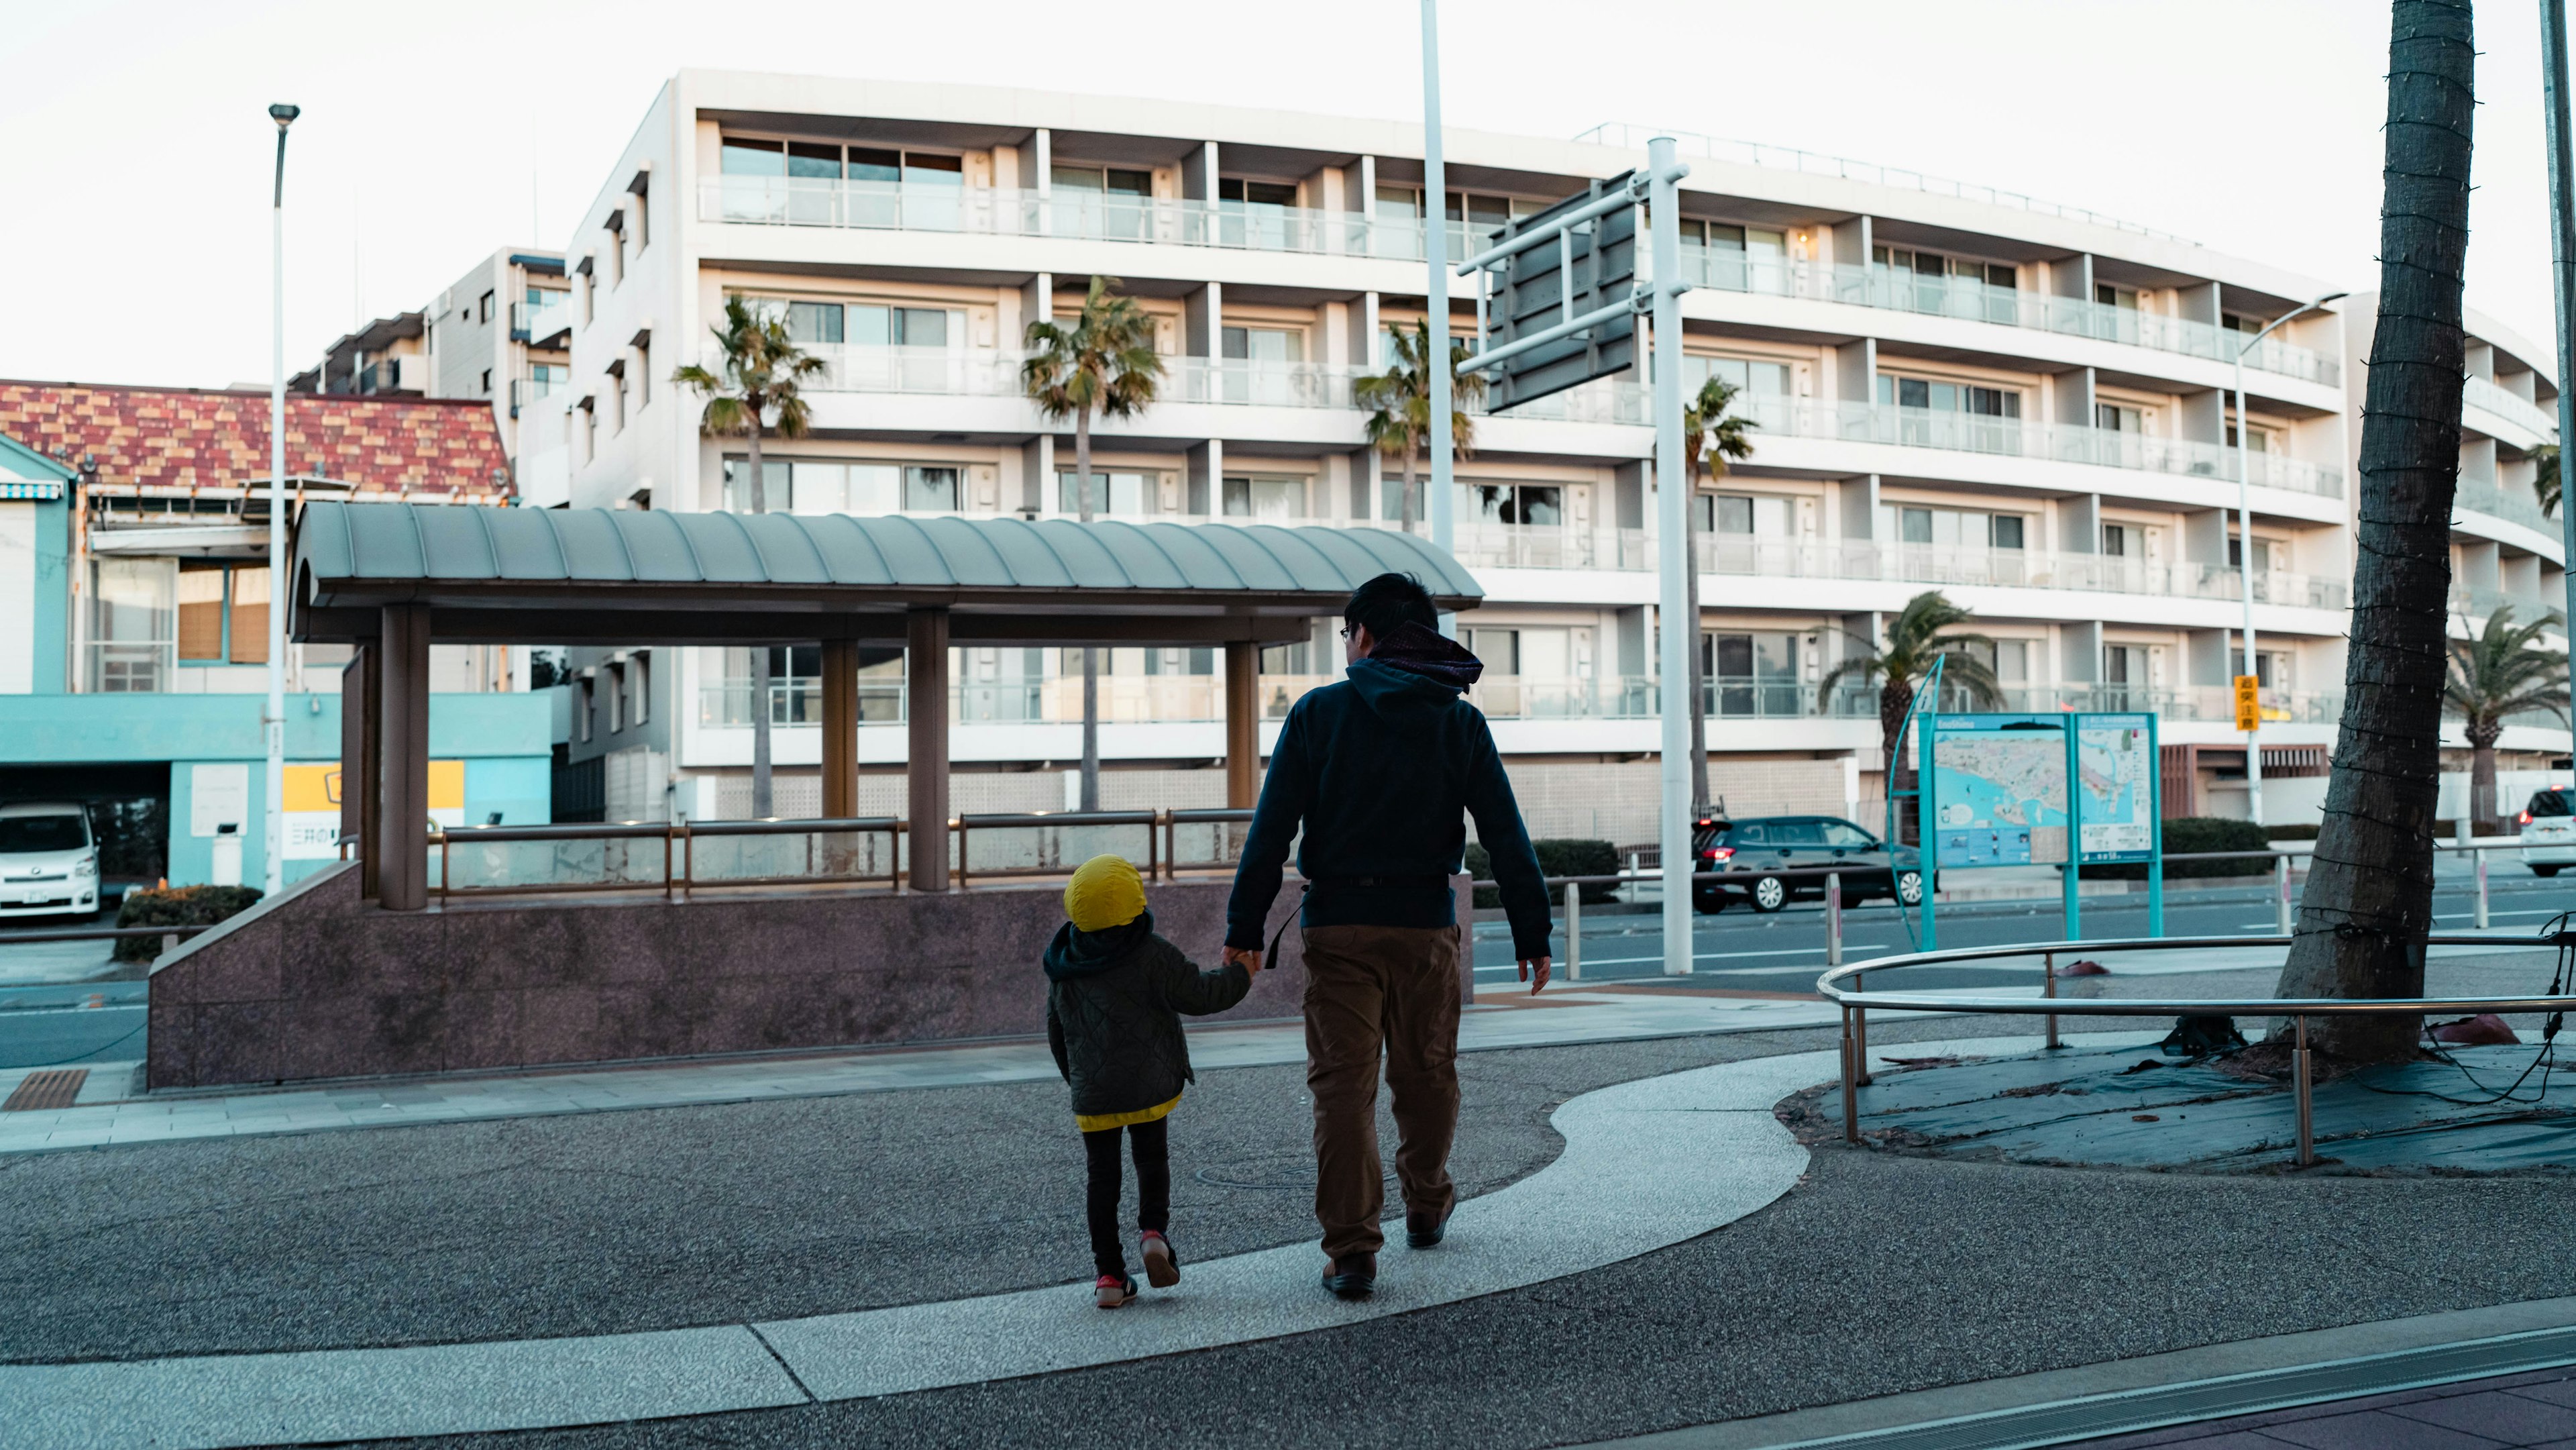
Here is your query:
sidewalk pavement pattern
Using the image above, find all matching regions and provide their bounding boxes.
[2074,1366,2576,1449]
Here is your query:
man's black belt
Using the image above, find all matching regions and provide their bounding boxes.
[1310,874,1453,890]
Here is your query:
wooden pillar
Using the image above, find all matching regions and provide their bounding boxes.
[906,607,951,890]
[341,645,383,898]
[1225,639,1260,809]
[377,604,431,911]
[820,638,859,819]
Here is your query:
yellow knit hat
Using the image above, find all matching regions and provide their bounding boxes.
[1064,854,1147,933]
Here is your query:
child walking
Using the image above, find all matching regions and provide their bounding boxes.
[1045,854,1255,1308]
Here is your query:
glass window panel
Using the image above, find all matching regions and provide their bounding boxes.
[720,140,784,176]
[1514,485,1561,527]
[1731,821,1768,845]
[902,153,963,185]
[847,464,901,513]
[722,457,792,512]
[1931,511,1963,546]
[177,566,225,660]
[904,466,959,511]
[2102,523,2127,556]
[1221,326,1247,360]
[790,462,847,514]
[1898,377,1929,409]
[786,142,841,178]
[1772,819,1826,845]
[1751,362,1790,395]
[94,557,172,642]
[1821,821,1875,847]
[1900,507,1933,543]
[1468,195,1509,225]
[1516,627,1570,678]
[1107,168,1152,197]
[786,301,843,345]
[1991,514,2025,550]
[849,305,892,346]
[1752,497,1790,535]
[1753,632,1794,678]
[227,566,269,664]
[1929,382,1959,412]
[1375,185,1421,219]
[1051,164,1104,193]
[896,308,947,347]
[1061,471,1146,515]
[1715,495,1754,535]
[847,148,900,183]
[1996,639,2029,682]
[1706,223,1747,252]
[1713,635,1754,676]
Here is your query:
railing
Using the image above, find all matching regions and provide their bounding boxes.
[2463,375,2561,439]
[1462,376,1654,425]
[1688,534,2349,609]
[1169,356,1356,409]
[1817,929,2576,1166]
[85,641,174,693]
[429,819,904,900]
[1730,394,2345,498]
[2453,472,2559,537]
[513,293,571,344]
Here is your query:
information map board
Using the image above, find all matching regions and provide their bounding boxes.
[2074,713,2157,864]
[1916,710,2162,947]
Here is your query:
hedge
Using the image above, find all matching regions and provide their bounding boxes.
[1465,839,1621,908]
[112,884,263,963]
[2077,817,2271,880]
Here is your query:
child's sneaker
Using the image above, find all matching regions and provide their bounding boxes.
[1141,1231,1179,1288]
[1093,1274,1138,1309]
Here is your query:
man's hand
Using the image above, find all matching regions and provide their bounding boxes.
[1224,946,1264,976]
[1518,956,1551,995]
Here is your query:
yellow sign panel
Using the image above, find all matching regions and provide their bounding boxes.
[2233,674,2262,732]
[282,760,466,858]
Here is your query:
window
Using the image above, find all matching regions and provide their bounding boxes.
[1220,325,1303,363]
[1680,220,1788,290]
[1994,639,2030,683]
[2227,536,2280,572]
[529,363,566,399]
[1704,493,1790,536]
[1218,178,1297,207]
[608,662,625,733]
[2097,284,2141,311]
[178,564,225,661]
[1703,630,1798,716]
[634,340,649,409]
[1222,476,1307,520]
[1884,504,2028,552]
[852,305,951,348]
[228,566,269,664]
[904,465,959,511]
[579,676,594,741]
[1819,820,1876,848]
[629,183,649,251]
[2224,421,2277,453]
[2102,523,2128,558]
[1681,354,1791,400]
[1879,374,2022,417]
[478,291,494,324]
[1055,164,1153,197]
[90,558,171,692]
[1053,164,1154,238]
[2096,403,2144,433]
[1456,482,1560,528]
[480,368,492,396]
[1058,470,1150,516]
[787,301,843,344]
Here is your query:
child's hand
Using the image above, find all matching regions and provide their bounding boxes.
[1224,946,1263,976]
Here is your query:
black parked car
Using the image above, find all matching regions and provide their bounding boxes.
[1691,814,1923,915]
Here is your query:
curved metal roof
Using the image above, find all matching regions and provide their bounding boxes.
[291,502,1482,647]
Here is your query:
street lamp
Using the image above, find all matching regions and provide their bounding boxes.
[264,103,299,896]
[2231,289,2345,831]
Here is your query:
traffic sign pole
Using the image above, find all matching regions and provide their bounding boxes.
[2063,723,2082,944]
[1420,0,1455,607]
[1648,135,1692,979]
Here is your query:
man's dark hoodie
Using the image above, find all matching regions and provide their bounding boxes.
[1044,911,1252,1119]
[1227,623,1552,960]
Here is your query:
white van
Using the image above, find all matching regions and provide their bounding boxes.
[2522,787,2576,877]
[0,802,101,919]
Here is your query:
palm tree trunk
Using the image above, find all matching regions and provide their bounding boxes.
[746,423,773,819]
[2269,0,2474,1063]
[2469,721,2502,833]
[1684,490,1710,811]
[1077,407,1101,813]
[1882,679,1917,845]
[1400,443,1417,531]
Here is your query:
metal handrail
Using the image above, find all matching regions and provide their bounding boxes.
[1813,931,2576,1166]
[430,817,904,902]
[955,810,1160,887]
[0,924,213,945]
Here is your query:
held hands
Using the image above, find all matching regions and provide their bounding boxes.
[1223,946,1264,976]
[1519,956,1551,995]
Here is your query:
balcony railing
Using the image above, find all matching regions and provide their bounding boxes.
[1688,535,2349,609]
[2463,375,2561,440]
[2453,472,2559,536]
[513,293,571,345]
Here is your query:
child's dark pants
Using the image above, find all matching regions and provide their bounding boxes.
[1082,1117,1170,1279]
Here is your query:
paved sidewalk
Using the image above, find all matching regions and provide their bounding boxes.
[0,986,1843,1156]
[2074,1365,2576,1447]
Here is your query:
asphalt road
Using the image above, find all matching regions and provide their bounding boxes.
[1468,873,2576,993]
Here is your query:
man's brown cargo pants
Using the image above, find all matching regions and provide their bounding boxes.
[1301,923,1462,1262]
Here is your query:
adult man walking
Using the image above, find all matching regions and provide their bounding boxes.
[1226,572,1553,1300]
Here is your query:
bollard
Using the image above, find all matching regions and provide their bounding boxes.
[2043,951,2059,1049]
[2275,855,2293,936]
[1564,880,1582,981]
[2294,1014,2316,1168]
[1853,972,1871,1086]
[1839,1007,1860,1144]
[1825,871,1843,968]
[2476,847,2490,931]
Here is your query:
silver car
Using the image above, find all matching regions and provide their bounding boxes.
[2521,788,2576,877]
[0,802,100,919]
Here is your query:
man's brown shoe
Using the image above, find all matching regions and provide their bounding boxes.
[1321,1253,1376,1300]
[1406,1206,1452,1249]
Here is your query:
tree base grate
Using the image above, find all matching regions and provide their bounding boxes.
[2,1069,88,1111]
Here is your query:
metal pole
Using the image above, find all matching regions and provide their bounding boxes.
[264,107,297,896]
[2275,853,2294,935]
[2476,844,2491,929]
[1853,968,1872,1086]
[1839,1006,1860,1143]
[1420,0,1455,584]
[2294,1013,2315,1168]
[1564,879,1582,982]
[1825,870,1843,967]
[1650,134,1692,979]
[2234,345,2263,835]
[2044,951,2059,1049]
[2543,0,2576,664]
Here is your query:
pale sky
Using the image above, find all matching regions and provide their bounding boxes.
[0,0,2561,389]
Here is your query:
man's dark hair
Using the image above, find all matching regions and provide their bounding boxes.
[1343,572,1437,643]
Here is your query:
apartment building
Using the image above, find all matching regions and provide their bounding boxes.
[543,71,2562,838]
[0,382,553,890]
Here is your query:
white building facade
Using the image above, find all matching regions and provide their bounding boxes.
[546,70,2564,839]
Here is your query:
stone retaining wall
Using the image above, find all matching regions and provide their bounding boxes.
[145,862,1474,1090]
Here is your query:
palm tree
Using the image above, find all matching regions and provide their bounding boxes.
[1814,592,2002,824]
[2534,444,2559,517]
[1023,275,1165,811]
[673,295,825,819]
[1354,321,1484,530]
[2446,606,2568,834]
[1680,376,1759,812]
[2269,0,2475,1064]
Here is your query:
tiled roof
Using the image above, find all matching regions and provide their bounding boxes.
[0,381,510,495]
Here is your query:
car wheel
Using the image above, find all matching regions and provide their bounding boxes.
[2538,866,2561,878]
[1894,870,1925,907]
[1750,875,1788,913]
[1694,891,1727,915]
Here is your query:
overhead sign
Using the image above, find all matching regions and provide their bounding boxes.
[1928,715,2070,868]
[2233,674,2261,732]
[1484,171,1638,411]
